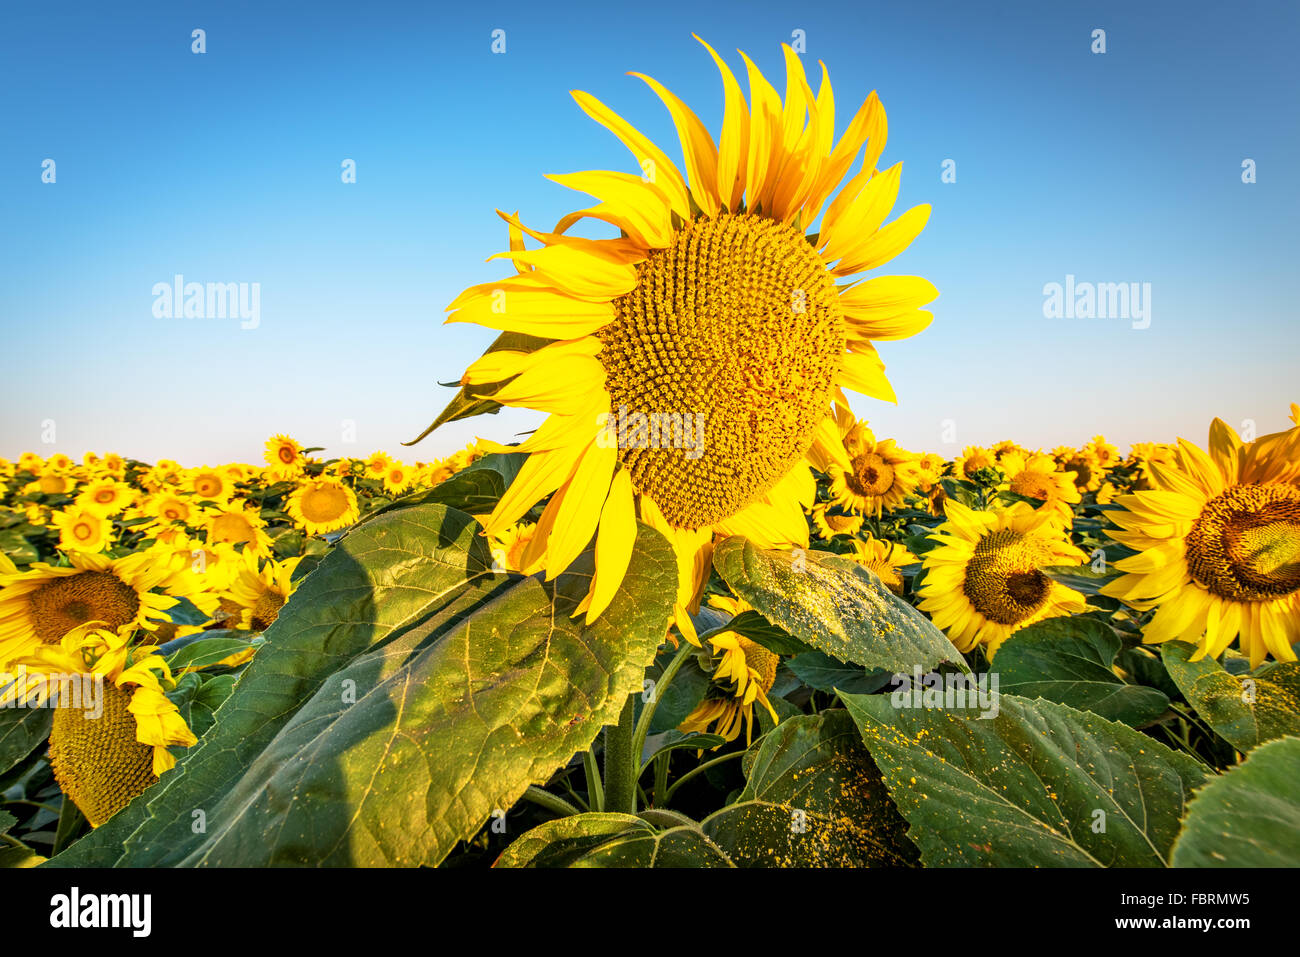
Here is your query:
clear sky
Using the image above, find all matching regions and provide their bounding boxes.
[2,0,1297,467]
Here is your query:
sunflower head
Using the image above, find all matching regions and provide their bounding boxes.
[918,501,1087,654]
[680,629,781,746]
[440,39,936,629]
[51,506,113,553]
[287,477,359,536]
[264,434,305,479]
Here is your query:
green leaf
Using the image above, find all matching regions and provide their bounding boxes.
[494,811,734,867]
[369,453,527,521]
[640,730,726,768]
[47,503,677,868]
[787,651,893,696]
[0,705,52,776]
[164,635,261,673]
[720,609,812,657]
[0,529,39,564]
[712,538,965,674]
[1172,736,1300,867]
[406,333,553,445]
[1039,563,1120,596]
[1161,642,1300,754]
[0,810,15,836]
[993,618,1170,726]
[700,711,918,867]
[841,691,1207,867]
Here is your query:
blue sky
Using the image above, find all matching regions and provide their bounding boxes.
[2,0,1297,466]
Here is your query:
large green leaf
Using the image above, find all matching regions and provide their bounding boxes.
[47,503,676,867]
[369,452,526,520]
[494,812,733,867]
[1161,642,1300,754]
[994,618,1169,726]
[712,538,965,674]
[0,705,51,776]
[841,692,1207,867]
[1172,736,1300,867]
[700,711,917,867]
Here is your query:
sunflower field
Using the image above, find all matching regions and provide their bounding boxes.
[3,40,1299,871]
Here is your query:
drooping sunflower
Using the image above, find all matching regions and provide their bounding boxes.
[2,624,196,827]
[0,551,178,669]
[848,535,917,595]
[203,504,272,558]
[50,506,113,554]
[917,500,1088,655]
[1101,415,1300,666]
[998,450,1082,524]
[826,407,920,517]
[953,446,999,481]
[75,478,136,517]
[219,551,302,632]
[913,451,946,493]
[447,39,935,630]
[287,476,360,535]
[679,597,780,745]
[809,502,864,540]
[263,434,305,481]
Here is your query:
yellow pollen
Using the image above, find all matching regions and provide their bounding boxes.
[598,213,844,528]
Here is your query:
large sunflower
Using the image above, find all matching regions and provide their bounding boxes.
[0,551,177,669]
[1101,415,1300,666]
[917,500,1088,655]
[2,624,196,827]
[449,39,936,628]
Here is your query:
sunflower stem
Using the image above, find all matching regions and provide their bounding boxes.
[520,786,581,819]
[583,747,604,812]
[603,693,638,814]
[632,641,694,776]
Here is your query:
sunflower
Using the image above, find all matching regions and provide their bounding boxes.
[998,450,1082,524]
[100,453,128,478]
[203,504,272,558]
[74,477,136,517]
[50,506,113,554]
[917,500,1088,655]
[447,39,935,630]
[914,451,946,493]
[953,446,999,481]
[263,434,305,481]
[143,459,183,492]
[1084,434,1121,471]
[220,551,302,632]
[680,595,781,746]
[848,535,917,595]
[1062,449,1104,493]
[809,502,864,539]
[2,624,196,826]
[826,407,919,517]
[1100,415,1300,666]
[286,476,359,535]
[141,491,198,528]
[46,453,74,472]
[382,462,414,496]
[488,521,540,574]
[0,551,178,669]
[17,452,43,474]
[28,467,72,496]
[364,451,391,479]
[186,466,233,503]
